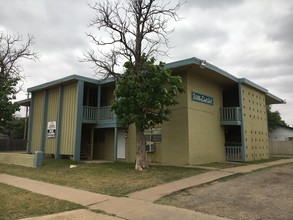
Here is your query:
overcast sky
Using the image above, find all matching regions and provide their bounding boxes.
[0,0,292,126]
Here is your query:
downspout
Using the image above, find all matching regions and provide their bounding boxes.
[238,83,246,161]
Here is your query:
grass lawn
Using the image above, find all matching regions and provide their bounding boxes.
[0,183,83,220]
[0,158,205,196]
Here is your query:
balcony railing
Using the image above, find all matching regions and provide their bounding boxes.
[226,146,242,162]
[220,107,242,125]
[83,106,116,121]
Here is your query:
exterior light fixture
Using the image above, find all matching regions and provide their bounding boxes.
[200,60,207,69]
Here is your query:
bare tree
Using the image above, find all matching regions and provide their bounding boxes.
[84,0,184,170]
[83,0,184,78]
[0,32,38,78]
[0,32,38,133]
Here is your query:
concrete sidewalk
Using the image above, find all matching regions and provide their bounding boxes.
[0,173,229,220]
[1,158,292,220]
[129,158,293,202]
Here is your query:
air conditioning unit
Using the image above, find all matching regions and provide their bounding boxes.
[146,142,156,152]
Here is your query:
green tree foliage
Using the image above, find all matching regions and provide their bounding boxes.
[4,116,26,139]
[0,74,20,133]
[112,56,184,130]
[267,105,287,131]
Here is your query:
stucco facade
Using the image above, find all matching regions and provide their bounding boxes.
[21,57,284,165]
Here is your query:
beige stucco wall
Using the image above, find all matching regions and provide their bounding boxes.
[187,68,226,164]
[124,69,227,165]
[31,91,44,153]
[157,72,189,165]
[93,128,114,160]
[241,84,269,161]
[125,124,137,163]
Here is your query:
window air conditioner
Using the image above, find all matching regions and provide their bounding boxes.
[146,142,156,152]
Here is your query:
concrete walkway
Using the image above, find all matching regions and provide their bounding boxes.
[1,158,293,220]
[129,158,293,202]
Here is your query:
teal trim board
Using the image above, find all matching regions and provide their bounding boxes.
[73,80,84,161]
[40,90,48,152]
[114,126,118,161]
[55,86,64,159]
[27,94,35,153]
[238,83,246,161]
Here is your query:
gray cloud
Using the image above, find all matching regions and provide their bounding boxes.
[185,0,244,9]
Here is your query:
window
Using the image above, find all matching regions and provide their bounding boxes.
[144,127,162,143]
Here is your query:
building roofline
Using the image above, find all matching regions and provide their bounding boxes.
[238,78,268,93]
[27,74,115,92]
[275,124,293,130]
[165,56,239,83]
[165,57,285,105]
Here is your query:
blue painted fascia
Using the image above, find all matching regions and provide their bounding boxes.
[28,75,99,92]
[165,57,239,83]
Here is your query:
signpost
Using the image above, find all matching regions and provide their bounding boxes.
[47,121,56,138]
[191,92,214,105]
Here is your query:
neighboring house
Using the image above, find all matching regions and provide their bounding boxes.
[19,57,284,165]
[269,125,293,141]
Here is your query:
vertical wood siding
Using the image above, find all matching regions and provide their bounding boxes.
[31,92,44,152]
[44,88,59,154]
[60,83,77,155]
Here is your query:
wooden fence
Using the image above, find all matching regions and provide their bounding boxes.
[0,139,27,152]
[269,140,293,155]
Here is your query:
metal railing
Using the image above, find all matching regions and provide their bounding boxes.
[83,106,98,120]
[220,107,242,121]
[83,106,115,121]
[226,146,242,161]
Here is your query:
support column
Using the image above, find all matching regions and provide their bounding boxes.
[40,90,48,152]
[97,84,101,121]
[90,128,94,160]
[27,93,34,154]
[73,80,84,161]
[55,86,63,159]
[114,126,118,161]
[238,83,246,161]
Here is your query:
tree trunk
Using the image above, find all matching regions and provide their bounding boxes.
[135,126,147,170]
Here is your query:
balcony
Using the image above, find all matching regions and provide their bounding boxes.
[220,107,242,125]
[83,106,117,125]
[226,146,243,162]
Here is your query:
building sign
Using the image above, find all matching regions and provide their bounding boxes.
[192,92,214,105]
[47,121,56,138]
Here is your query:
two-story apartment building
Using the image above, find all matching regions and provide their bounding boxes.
[20,57,284,165]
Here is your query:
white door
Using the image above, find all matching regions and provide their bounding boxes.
[117,129,125,159]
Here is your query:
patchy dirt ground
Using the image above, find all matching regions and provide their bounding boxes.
[159,164,293,220]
